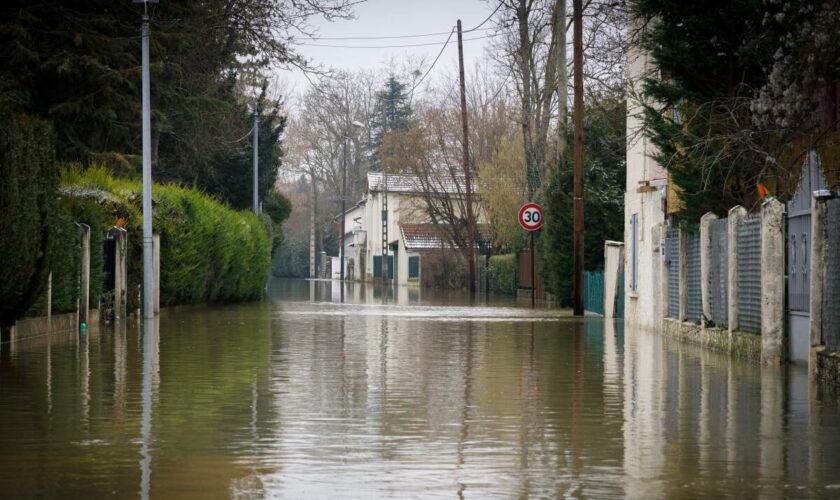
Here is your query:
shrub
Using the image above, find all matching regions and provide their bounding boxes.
[0,114,56,330]
[60,165,271,308]
[488,254,519,296]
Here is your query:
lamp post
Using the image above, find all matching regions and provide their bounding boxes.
[252,108,259,214]
[340,120,365,283]
[135,0,158,320]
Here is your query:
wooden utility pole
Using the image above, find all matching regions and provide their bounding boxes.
[457,19,477,295]
[572,0,585,316]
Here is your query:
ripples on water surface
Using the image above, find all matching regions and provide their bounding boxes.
[0,278,839,498]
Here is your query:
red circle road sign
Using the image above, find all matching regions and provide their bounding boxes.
[518,203,543,231]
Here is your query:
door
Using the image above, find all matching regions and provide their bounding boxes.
[786,150,827,364]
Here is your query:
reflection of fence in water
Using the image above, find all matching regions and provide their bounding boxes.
[825,199,840,350]
[708,219,729,328]
[737,216,762,333]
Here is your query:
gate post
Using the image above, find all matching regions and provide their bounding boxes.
[727,206,747,337]
[761,198,786,365]
[700,212,717,326]
[809,194,828,377]
[77,223,91,329]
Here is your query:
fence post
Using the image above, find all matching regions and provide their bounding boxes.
[809,195,827,376]
[679,224,688,322]
[727,206,747,336]
[700,212,717,326]
[761,198,786,365]
[112,227,128,319]
[77,223,91,328]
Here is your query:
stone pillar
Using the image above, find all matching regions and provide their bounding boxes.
[809,195,827,377]
[109,227,128,319]
[679,225,688,322]
[760,198,786,365]
[153,234,160,315]
[77,223,91,327]
[727,206,747,336]
[699,212,718,326]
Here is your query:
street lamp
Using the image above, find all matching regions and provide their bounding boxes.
[134,0,158,320]
[340,120,365,284]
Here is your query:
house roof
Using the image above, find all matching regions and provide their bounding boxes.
[367,172,471,195]
[399,223,493,252]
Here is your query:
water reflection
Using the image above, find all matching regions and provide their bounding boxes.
[139,318,159,500]
[0,280,838,498]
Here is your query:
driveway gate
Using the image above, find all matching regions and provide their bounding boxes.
[786,150,827,364]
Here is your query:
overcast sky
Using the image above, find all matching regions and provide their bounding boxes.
[278,0,498,100]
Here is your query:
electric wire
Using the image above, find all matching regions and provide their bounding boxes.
[302,27,492,41]
[297,33,497,49]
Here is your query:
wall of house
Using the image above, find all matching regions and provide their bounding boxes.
[624,42,668,331]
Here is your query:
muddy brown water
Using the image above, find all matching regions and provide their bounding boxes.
[0,279,838,498]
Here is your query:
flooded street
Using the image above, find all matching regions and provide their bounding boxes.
[1,279,839,498]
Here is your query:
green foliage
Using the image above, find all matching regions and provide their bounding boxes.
[262,189,292,254]
[0,1,287,209]
[372,77,413,170]
[60,166,271,307]
[632,0,771,220]
[539,96,626,306]
[488,254,519,296]
[0,114,56,329]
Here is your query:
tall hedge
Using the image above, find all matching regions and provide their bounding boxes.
[0,115,56,330]
[61,165,271,307]
[488,254,519,296]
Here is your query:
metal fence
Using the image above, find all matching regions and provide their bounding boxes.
[737,216,762,333]
[824,199,840,350]
[686,233,702,323]
[666,227,680,319]
[708,218,729,327]
[584,271,605,316]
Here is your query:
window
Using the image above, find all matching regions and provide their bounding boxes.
[408,256,420,279]
[630,214,638,291]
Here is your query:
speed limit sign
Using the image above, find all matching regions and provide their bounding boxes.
[518,203,543,231]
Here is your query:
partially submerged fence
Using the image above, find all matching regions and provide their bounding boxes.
[736,216,762,333]
[686,234,702,323]
[666,226,680,319]
[824,198,840,350]
[708,218,728,328]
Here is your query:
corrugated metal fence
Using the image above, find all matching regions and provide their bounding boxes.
[708,218,729,328]
[686,233,702,323]
[666,227,680,319]
[737,216,762,333]
[584,271,605,316]
[824,199,840,350]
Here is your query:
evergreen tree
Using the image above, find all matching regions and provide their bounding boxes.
[371,77,413,170]
[539,95,626,305]
[631,0,771,221]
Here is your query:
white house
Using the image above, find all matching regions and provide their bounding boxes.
[337,172,487,287]
[624,38,669,330]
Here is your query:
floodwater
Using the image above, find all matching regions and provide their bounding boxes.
[1,279,839,499]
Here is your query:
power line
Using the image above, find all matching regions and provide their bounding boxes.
[465,1,503,32]
[301,27,491,41]
[409,28,456,95]
[297,34,498,49]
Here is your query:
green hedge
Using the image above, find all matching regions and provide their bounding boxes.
[60,165,271,307]
[488,254,519,296]
[0,114,56,329]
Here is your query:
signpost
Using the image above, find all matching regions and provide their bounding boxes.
[519,203,543,307]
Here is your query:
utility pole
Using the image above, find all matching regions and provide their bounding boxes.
[138,0,157,320]
[572,0,585,316]
[457,19,477,295]
[252,108,259,214]
[340,120,348,284]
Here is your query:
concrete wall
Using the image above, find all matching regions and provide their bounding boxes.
[604,241,624,318]
[623,38,667,331]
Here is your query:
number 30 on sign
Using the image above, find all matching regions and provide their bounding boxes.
[518,203,543,231]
